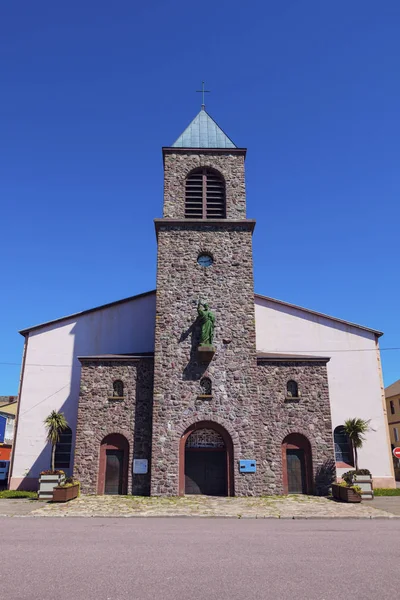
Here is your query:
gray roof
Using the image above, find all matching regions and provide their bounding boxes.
[257,353,330,363]
[172,108,236,149]
[78,353,154,362]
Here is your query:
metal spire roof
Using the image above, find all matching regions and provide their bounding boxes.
[172,107,237,149]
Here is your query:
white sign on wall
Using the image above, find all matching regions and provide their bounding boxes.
[133,459,148,474]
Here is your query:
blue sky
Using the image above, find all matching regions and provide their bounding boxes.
[1,1,399,393]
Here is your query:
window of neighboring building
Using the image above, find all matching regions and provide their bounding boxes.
[394,427,399,442]
[390,400,395,415]
[5,417,14,442]
[54,427,73,469]
[286,380,299,398]
[334,425,354,465]
[185,168,226,219]
[113,380,124,397]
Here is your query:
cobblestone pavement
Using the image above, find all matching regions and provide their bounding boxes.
[0,494,394,518]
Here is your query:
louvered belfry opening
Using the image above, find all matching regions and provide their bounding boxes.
[185,168,226,219]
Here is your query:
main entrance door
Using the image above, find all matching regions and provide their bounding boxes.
[104,449,124,495]
[286,449,306,494]
[184,428,227,496]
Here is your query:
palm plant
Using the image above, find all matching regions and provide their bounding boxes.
[44,410,69,471]
[343,418,370,471]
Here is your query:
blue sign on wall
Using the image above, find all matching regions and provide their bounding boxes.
[239,459,256,473]
[0,415,6,443]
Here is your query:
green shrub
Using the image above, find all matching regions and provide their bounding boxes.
[0,490,37,499]
[374,488,400,496]
[342,469,371,485]
[56,478,80,491]
[40,470,65,475]
[356,469,371,476]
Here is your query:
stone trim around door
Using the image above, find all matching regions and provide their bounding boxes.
[98,433,129,495]
[281,433,313,495]
[178,420,234,497]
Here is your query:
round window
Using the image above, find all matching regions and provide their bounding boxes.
[197,253,213,267]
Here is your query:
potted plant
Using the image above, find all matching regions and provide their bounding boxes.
[52,477,80,502]
[343,417,370,471]
[38,410,69,500]
[332,481,362,503]
[343,469,373,500]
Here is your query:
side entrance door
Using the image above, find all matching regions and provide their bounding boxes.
[286,449,307,494]
[104,449,124,495]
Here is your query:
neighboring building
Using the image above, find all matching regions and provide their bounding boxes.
[385,379,400,481]
[9,105,395,494]
[0,397,18,461]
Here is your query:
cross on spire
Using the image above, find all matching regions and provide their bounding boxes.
[196,81,210,110]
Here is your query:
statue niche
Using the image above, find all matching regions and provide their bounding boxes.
[197,300,215,362]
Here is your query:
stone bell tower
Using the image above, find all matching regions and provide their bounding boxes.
[151,105,259,496]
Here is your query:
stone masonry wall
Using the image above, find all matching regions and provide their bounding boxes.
[257,360,335,495]
[152,148,335,497]
[73,358,153,495]
[151,222,259,496]
[163,152,246,220]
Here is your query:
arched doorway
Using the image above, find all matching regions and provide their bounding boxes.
[282,433,313,495]
[98,434,129,495]
[179,421,234,496]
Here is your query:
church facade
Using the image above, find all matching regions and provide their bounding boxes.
[9,108,396,494]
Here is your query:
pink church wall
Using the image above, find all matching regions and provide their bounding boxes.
[255,296,394,488]
[10,293,156,490]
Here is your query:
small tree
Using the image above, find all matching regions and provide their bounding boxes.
[343,418,370,471]
[44,410,69,472]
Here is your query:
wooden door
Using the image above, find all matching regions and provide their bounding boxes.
[286,449,306,494]
[104,449,124,495]
[185,450,227,496]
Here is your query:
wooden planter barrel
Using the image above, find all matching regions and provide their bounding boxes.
[332,483,361,503]
[52,484,79,503]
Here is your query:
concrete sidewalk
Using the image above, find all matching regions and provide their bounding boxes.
[1,494,399,518]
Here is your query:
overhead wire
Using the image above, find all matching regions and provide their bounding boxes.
[0,347,399,368]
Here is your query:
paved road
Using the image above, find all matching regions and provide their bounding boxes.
[372,496,400,514]
[2,518,399,600]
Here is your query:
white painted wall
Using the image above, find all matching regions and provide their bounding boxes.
[255,296,393,483]
[11,293,156,485]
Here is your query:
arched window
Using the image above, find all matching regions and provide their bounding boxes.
[185,168,225,219]
[334,426,354,465]
[286,380,299,398]
[54,426,72,469]
[200,377,212,395]
[113,380,124,397]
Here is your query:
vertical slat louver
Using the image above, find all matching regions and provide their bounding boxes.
[206,172,225,218]
[185,168,225,219]
[185,171,203,218]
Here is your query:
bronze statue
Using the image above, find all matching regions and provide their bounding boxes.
[197,300,215,346]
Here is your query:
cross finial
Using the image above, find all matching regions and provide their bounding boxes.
[196,81,210,110]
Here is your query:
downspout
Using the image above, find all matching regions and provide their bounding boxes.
[8,333,29,488]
